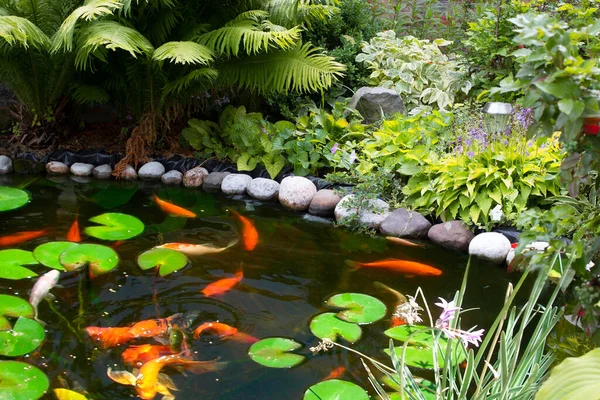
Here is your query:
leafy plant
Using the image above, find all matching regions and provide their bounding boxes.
[304,379,369,400]
[84,213,144,241]
[0,360,49,400]
[0,249,39,280]
[59,244,119,275]
[0,186,30,212]
[248,337,305,368]
[137,248,190,277]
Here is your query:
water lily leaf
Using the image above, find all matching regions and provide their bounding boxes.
[0,187,30,212]
[0,361,49,400]
[381,374,436,400]
[304,379,368,400]
[310,312,362,343]
[0,317,45,356]
[84,213,144,241]
[59,244,119,275]
[248,337,305,368]
[137,248,190,276]
[326,293,386,324]
[33,242,79,271]
[0,295,34,330]
[0,250,39,280]
[53,388,88,400]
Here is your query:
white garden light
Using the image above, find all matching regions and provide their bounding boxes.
[482,102,514,134]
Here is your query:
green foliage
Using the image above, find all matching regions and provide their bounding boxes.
[248,337,305,368]
[0,186,30,212]
[0,360,49,400]
[304,379,369,400]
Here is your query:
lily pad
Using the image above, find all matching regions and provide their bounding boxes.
[0,250,39,280]
[0,361,49,400]
[304,379,369,400]
[0,295,34,330]
[33,242,79,271]
[137,248,190,276]
[381,374,436,400]
[310,312,362,343]
[59,244,119,275]
[0,187,30,212]
[0,316,45,356]
[248,337,305,368]
[326,293,386,324]
[84,213,144,241]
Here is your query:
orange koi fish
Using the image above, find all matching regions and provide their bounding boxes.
[107,367,177,399]
[0,229,49,247]
[201,271,243,297]
[156,239,238,256]
[347,258,442,276]
[322,366,346,381]
[154,195,196,218]
[386,236,425,248]
[122,345,177,367]
[192,322,258,344]
[67,212,81,242]
[85,326,132,348]
[230,209,258,251]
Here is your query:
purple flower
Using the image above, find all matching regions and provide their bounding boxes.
[435,297,461,325]
[441,326,485,347]
[467,151,474,158]
[330,143,339,154]
[516,107,534,130]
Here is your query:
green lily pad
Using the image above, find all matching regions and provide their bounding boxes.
[0,295,34,330]
[0,317,45,356]
[310,312,362,343]
[0,187,30,212]
[84,213,144,241]
[304,379,369,400]
[0,250,39,280]
[0,360,49,400]
[59,244,119,275]
[326,293,386,324]
[33,242,79,271]
[137,248,190,276]
[248,337,305,368]
[381,374,436,400]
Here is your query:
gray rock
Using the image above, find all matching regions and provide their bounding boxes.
[302,214,334,225]
[0,155,12,174]
[183,166,208,188]
[348,87,405,124]
[428,220,474,252]
[247,178,280,201]
[46,161,70,175]
[468,232,511,264]
[278,176,317,211]
[70,162,94,177]
[202,171,231,192]
[309,189,342,217]
[161,170,183,185]
[138,161,165,180]
[334,195,390,229]
[119,164,138,180]
[221,173,253,195]
[92,164,113,179]
[380,208,431,238]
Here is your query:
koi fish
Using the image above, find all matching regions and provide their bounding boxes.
[391,316,407,327]
[322,366,346,381]
[86,327,133,348]
[156,238,238,256]
[201,271,243,297]
[374,282,410,327]
[192,322,258,343]
[0,229,49,247]
[511,242,518,249]
[386,236,425,248]
[67,212,81,242]
[122,345,177,367]
[53,388,88,400]
[230,209,258,251]
[154,195,196,218]
[346,258,442,276]
[107,368,176,400]
[29,269,60,322]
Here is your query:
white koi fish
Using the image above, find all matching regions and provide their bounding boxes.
[155,238,238,256]
[29,269,60,322]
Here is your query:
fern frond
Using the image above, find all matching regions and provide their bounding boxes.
[153,41,213,65]
[217,42,344,93]
[297,3,338,29]
[161,67,218,99]
[226,10,269,25]
[0,16,50,50]
[122,0,177,15]
[72,84,110,105]
[146,8,180,43]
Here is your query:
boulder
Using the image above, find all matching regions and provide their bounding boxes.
[427,220,474,252]
[119,164,137,180]
[348,87,405,124]
[161,170,183,185]
[302,214,334,225]
[92,164,113,179]
[138,161,165,180]
[334,195,390,229]
[247,178,280,201]
[221,173,253,195]
[380,208,431,238]
[183,166,208,188]
[70,162,94,177]
[203,171,231,192]
[468,232,511,264]
[278,176,317,211]
[46,161,70,175]
[0,155,12,174]
[309,189,342,217]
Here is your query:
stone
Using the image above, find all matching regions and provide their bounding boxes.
[119,164,137,180]
[222,174,253,195]
[427,220,474,252]
[0,155,12,174]
[380,208,431,238]
[278,176,317,211]
[70,162,94,177]
[309,189,342,217]
[302,214,334,225]
[46,161,70,175]
[334,195,390,229]
[161,170,183,185]
[138,161,165,180]
[183,166,208,188]
[247,178,280,201]
[92,164,113,179]
[202,171,231,192]
[468,232,511,264]
[348,87,405,124]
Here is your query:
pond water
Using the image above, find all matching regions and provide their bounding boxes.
[0,176,513,399]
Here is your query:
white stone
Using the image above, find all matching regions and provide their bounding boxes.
[183,166,208,188]
[247,178,280,201]
[138,161,165,180]
[92,164,112,179]
[119,164,137,180]
[221,174,253,195]
[46,161,69,175]
[278,176,317,211]
[161,170,182,185]
[0,155,12,174]
[506,248,516,265]
[70,162,94,177]
[469,232,511,264]
[334,195,391,229]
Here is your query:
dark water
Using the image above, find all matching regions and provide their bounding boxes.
[0,176,512,399]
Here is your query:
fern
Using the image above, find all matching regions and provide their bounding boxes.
[0,16,50,50]
[153,41,213,65]
[71,83,110,105]
[161,67,218,100]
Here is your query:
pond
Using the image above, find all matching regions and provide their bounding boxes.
[0,176,513,399]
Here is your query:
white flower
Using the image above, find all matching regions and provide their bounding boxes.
[393,295,423,325]
[490,204,504,222]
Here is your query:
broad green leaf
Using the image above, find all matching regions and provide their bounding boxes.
[0,187,30,212]
[137,248,190,276]
[0,295,33,330]
[326,293,386,324]
[33,242,79,271]
[262,153,286,179]
[0,361,49,400]
[248,337,305,368]
[381,375,436,400]
[0,317,45,356]
[0,250,39,280]
[85,213,144,240]
[59,244,119,275]
[304,379,369,400]
[310,312,362,343]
